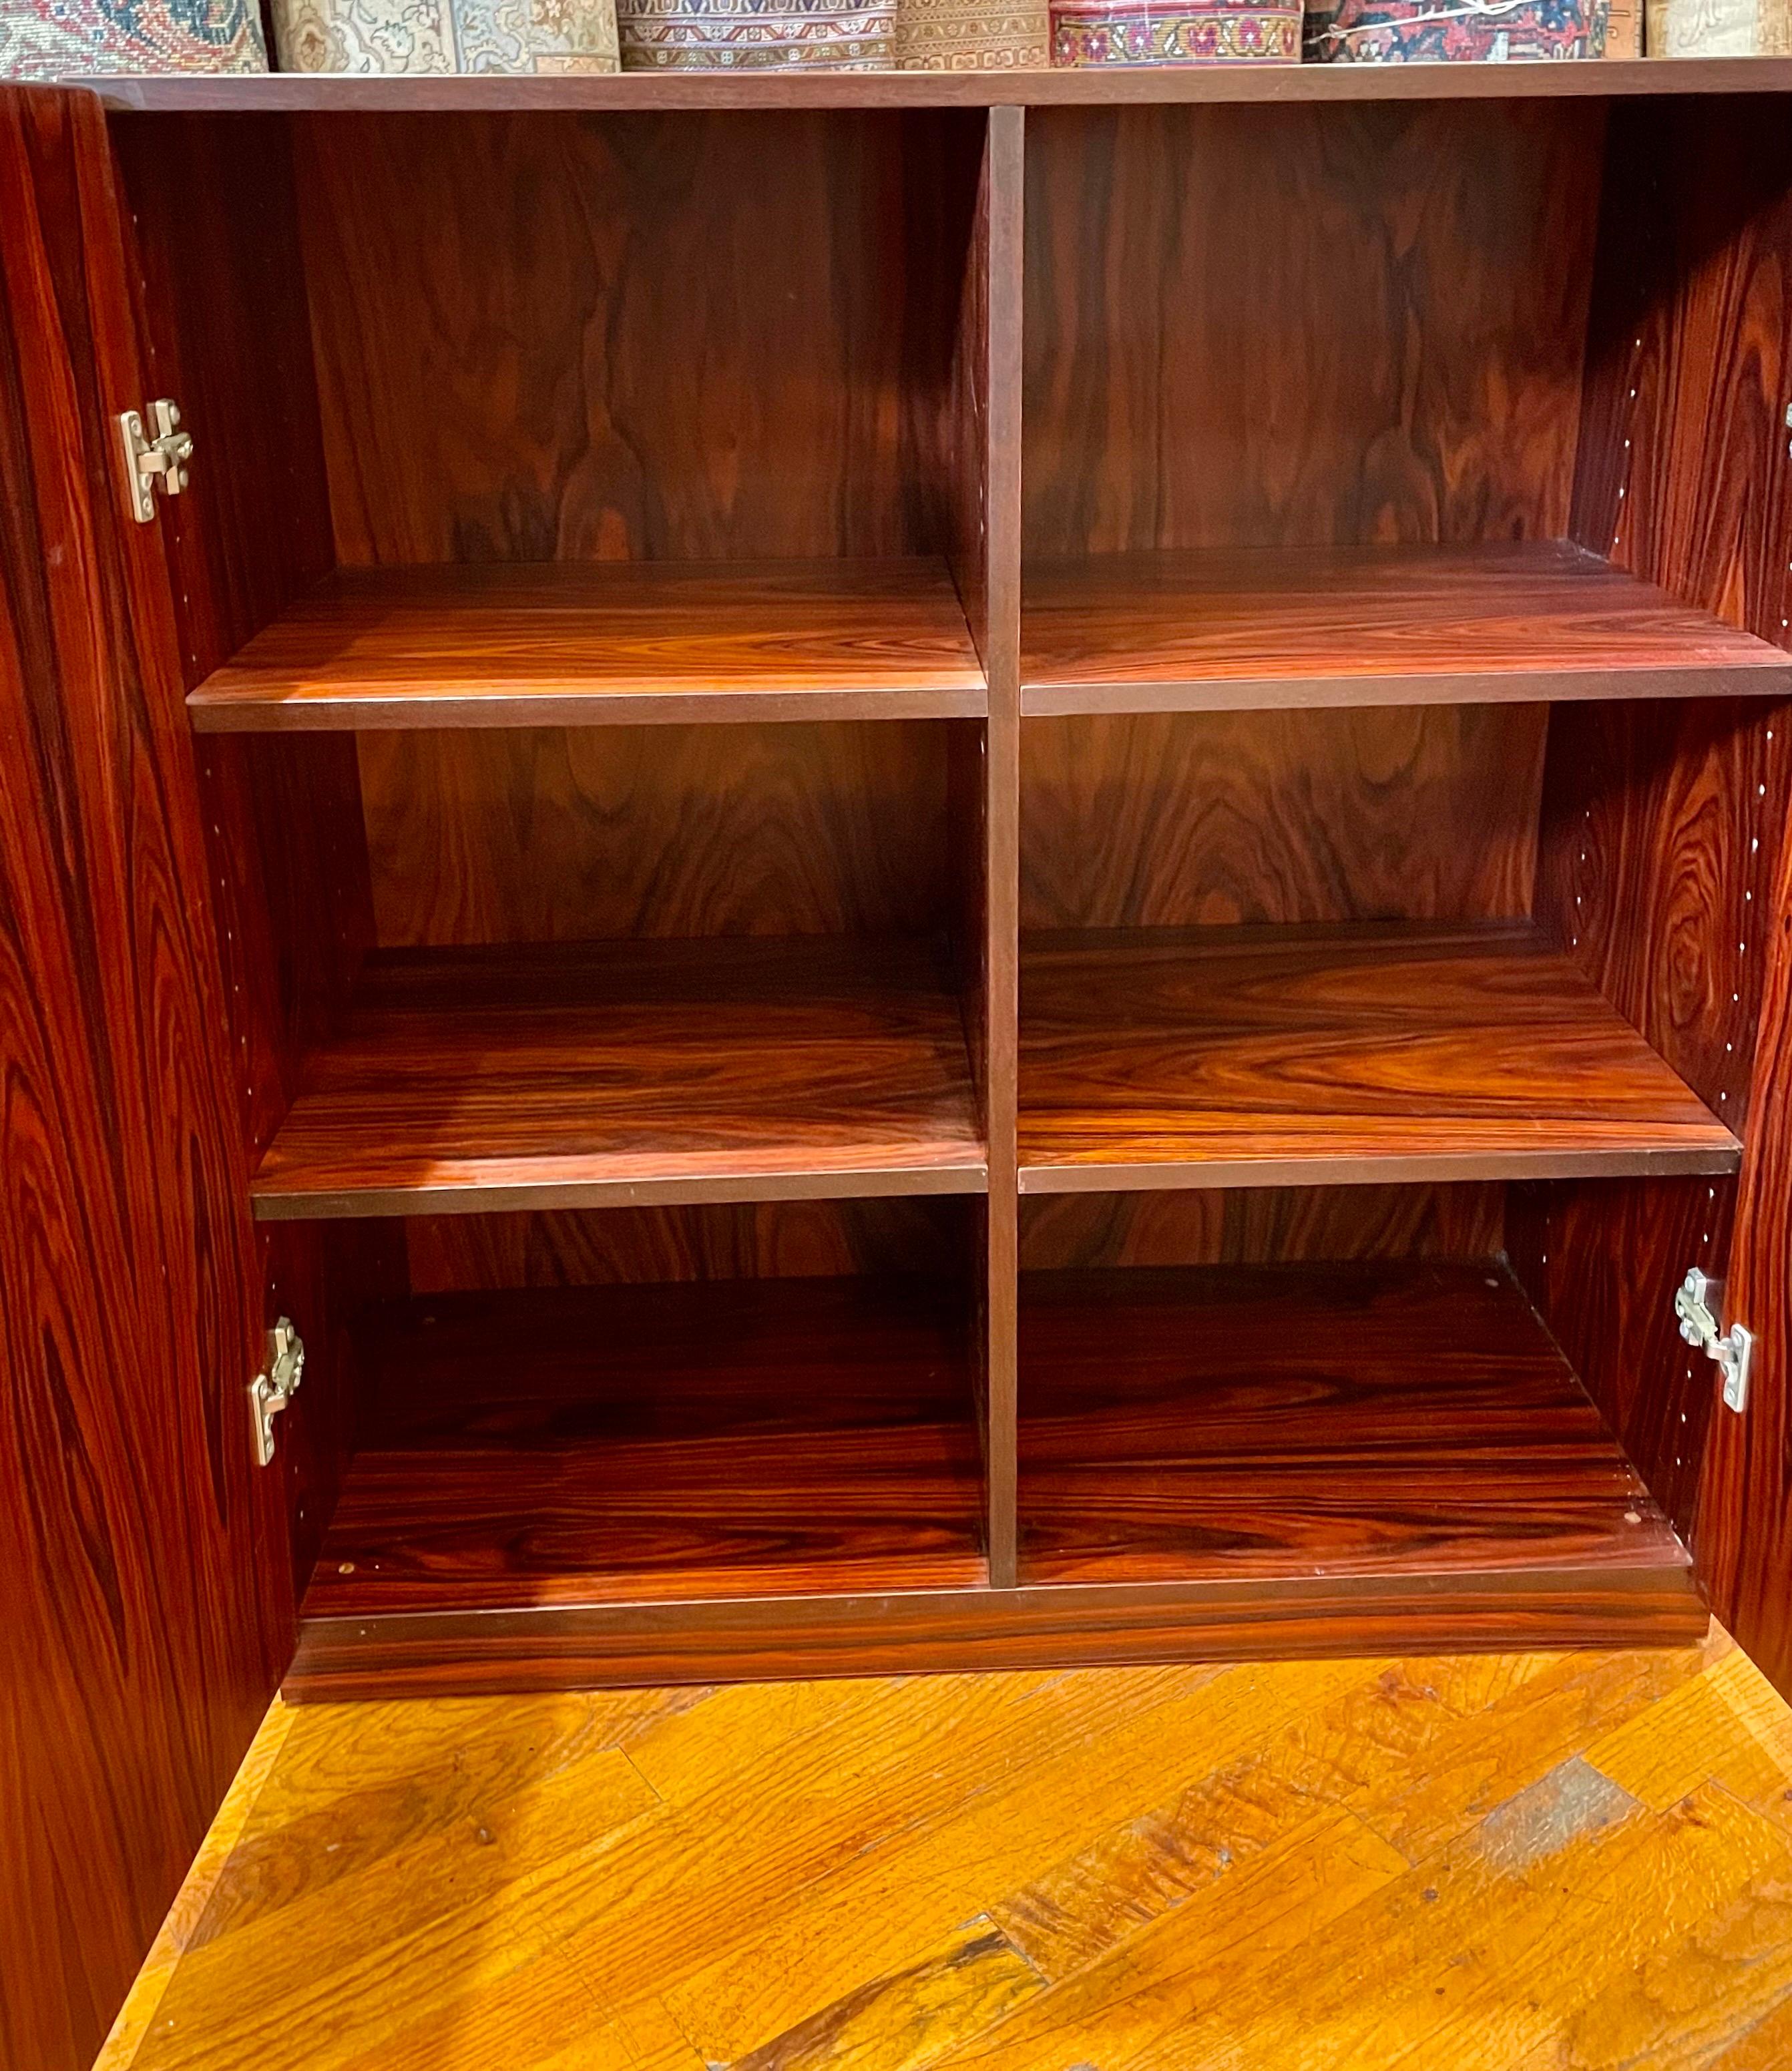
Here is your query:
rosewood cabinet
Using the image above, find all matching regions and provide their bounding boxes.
[9,61,1792,2071]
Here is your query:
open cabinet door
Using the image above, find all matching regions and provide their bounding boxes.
[0,85,294,2071]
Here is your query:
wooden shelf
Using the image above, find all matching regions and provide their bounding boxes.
[1019,1261,1699,1602]
[1020,920,1739,1190]
[82,57,1792,114]
[300,1277,985,1618]
[252,936,985,1219]
[188,557,986,731]
[1021,543,1792,715]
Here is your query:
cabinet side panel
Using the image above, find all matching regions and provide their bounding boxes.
[1530,99,1792,1597]
[1707,818,1792,1689]
[0,88,290,2071]
[111,110,388,1598]
[1507,1177,1733,1539]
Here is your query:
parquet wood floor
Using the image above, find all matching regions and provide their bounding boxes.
[95,1626,1792,2071]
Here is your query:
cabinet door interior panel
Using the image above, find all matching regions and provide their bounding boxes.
[189,558,988,730]
[252,936,986,1218]
[1022,543,1792,714]
[1018,1262,1695,1592]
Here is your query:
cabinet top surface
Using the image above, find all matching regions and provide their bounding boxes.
[69,57,1792,114]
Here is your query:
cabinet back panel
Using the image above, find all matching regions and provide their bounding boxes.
[294,110,968,566]
[405,1199,964,1293]
[1020,1185,1504,1271]
[359,720,950,945]
[1021,705,1544,930]
[1024,101,1604,557]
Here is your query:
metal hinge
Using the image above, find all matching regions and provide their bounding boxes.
[118,399,193,523]
[1674,1268,1753,1415]
[250,1317,306,1467]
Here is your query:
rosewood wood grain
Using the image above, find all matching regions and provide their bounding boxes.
[1022,101,1599,559]
[304,1278,982,1615]
[1508,1177,1731,1544]
[0,86,290,2071]
[1020,704,1545,932]
[79,57,1792,112]
[965,109,1025,1587]
[359,720,951,948]
[1021,543,1792,715]
[252,936,985,1218]
[1018,1263,1693,1588]
[403,1198,965,1293]
[188,558,987,730]
[1020,921,1737,1189]
[109,114,390,1598]
[283,1566,1708,1702]
[1019,1184,1505,1272]
[1703,802,1792,1695]
[295,111,983,568]
[1524,98,1792,1652]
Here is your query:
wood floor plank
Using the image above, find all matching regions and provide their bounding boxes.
[104,1634,1792,2071]
[1119,1782,1788,2071]
[729,1920,1045,2071]
[655,1658,1369,2061]
[1506,1851,1792,2071]
[925,1809,1409,2071]
[988,1652,1568,1979]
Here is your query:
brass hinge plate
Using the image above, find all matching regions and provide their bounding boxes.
[1675,1268,1753,1414]
[118,398,193,523]
[250,1317,306,1467]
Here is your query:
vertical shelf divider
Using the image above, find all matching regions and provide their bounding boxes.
[938,104,1024,1586]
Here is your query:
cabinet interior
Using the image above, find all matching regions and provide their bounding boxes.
[107,90,1792,1693]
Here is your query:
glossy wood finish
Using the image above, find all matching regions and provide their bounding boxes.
[1022,704,1545,931]
[1023,101,1598,559]
[295,111,979,569]
[189,558,986,730]
[79,55,1792,108]
[1526,99,1792,1611]
[100,1633,1792,2071]
[1018,1263,1693,1591]
[1708,816,1792,1695]
[360,720,951,949]
[1022,543,1792,716]
[957,108,1025,1586]
[286,1568,1707,1700]
[1020,921,1738,1190]
[253,936,984,1219]
[1020,1183,1505,1271]
[109,113,387,1598]
[403,1197,966,1292]
[0,87,290,2071]
[302,1278,982,1617]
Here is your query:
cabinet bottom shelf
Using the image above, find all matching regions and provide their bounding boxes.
[286,1264,1706,1702]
